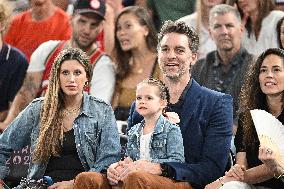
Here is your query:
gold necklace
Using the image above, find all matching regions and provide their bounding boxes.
[62,106,81,116]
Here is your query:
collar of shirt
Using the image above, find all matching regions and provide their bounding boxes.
[213,47,248,67]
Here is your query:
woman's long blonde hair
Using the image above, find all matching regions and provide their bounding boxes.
[33,48,92,163]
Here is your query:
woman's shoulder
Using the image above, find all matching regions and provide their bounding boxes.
[85,93,111,107]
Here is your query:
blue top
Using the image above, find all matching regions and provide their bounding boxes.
[126,114,184,163]
[128,79,233,189]
[0,92,121,180]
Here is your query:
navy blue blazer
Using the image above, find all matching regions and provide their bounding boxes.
[127,79,233,189]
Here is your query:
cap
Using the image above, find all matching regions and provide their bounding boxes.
[74,0,105,19]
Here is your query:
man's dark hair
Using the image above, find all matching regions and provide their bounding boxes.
[157,20,199,53]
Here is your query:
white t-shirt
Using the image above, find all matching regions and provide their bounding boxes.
[28,40,115,104]
[242,10,284,56]
[139,131,153,161]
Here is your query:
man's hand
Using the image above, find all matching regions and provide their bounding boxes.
[47,180,74,189]
[133,160,162,175]
[107,162,121,185]
[0,122,8,133]
[164,112,180,124]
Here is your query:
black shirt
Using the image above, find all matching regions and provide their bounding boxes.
[45,129,84,182]
[235,109,284,188]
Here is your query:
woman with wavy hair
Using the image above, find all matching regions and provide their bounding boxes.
[236,0,284,56]
[111,6,161,121]
[0,48,120,189]
[205,48,284,189]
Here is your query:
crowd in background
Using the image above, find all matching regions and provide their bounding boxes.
[0,0,284,189]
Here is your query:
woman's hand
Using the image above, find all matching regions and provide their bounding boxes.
[205,176,238,189]
[225,164,246,181]
[48,180,74,189]
[259,145,284,176]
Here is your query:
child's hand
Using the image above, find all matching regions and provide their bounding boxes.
[164,112,180,124]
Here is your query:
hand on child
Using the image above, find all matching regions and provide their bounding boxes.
[164,112,180,124]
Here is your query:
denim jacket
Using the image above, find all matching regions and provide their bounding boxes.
[126,115,184,163]
[0,93,121,180]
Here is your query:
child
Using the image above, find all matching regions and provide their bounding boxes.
[109,78,184,188]
[125,78,184,163]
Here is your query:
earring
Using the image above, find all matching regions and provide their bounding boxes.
[84,81,89,87]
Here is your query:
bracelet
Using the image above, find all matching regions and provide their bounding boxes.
[218,177,225,186]
[274,171,284,179]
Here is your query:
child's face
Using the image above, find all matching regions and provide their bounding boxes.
[135,84,166,118]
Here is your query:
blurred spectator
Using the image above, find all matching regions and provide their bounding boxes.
[104,0,123,55]
[277,16,284,49]
[191,4,254,134]
[146,0,196,30]
[275,0,284,11]
[111,6,161,121]
[4,0,71,60]
[0,0,28,122]
[0,0,115,131]
[237,0,284,56]
[7,0,29,14]
[178,0,225,59]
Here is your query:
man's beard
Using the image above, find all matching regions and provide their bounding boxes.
[162,67,187,82]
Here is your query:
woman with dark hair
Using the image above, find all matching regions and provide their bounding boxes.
[277,16,284,49]
[205,48,284,189]
[236,0,284,56]
[0,48,120,189]
[111,6,161,121]
[237,0,284,56]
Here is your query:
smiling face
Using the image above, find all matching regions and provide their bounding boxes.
[158,32,197,81]
[135,84,166,119]
[259,54,284,97]
[71,13,103,51]
[59,59,88,97]
[210,12,243,53]
[116,12,149,51]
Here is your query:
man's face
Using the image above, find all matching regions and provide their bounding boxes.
[209,12,243,53]
[158,33,197,81]
[71,13,103,51]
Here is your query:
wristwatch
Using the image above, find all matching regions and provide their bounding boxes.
[161,163,175,178]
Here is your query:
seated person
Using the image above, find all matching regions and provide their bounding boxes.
[73,78,184,188]
[0,48,120,189]
[205,48,284,189]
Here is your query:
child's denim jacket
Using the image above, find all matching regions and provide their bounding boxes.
[125,115,184,163]
[0,93,121,180]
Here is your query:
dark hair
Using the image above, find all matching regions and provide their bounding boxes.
[237,0,275,37]
[157,20,199,53]
[137,78,170,104]
[113,6,157,82]
[239,48,284,147]
[277,16,284,49]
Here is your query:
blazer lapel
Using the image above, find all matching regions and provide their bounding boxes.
[179,79,202,133]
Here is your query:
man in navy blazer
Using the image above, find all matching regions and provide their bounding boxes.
[122,20,233,189]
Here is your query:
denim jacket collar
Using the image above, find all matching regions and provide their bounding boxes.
[131,114,167,138]
[81,92,96,117]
